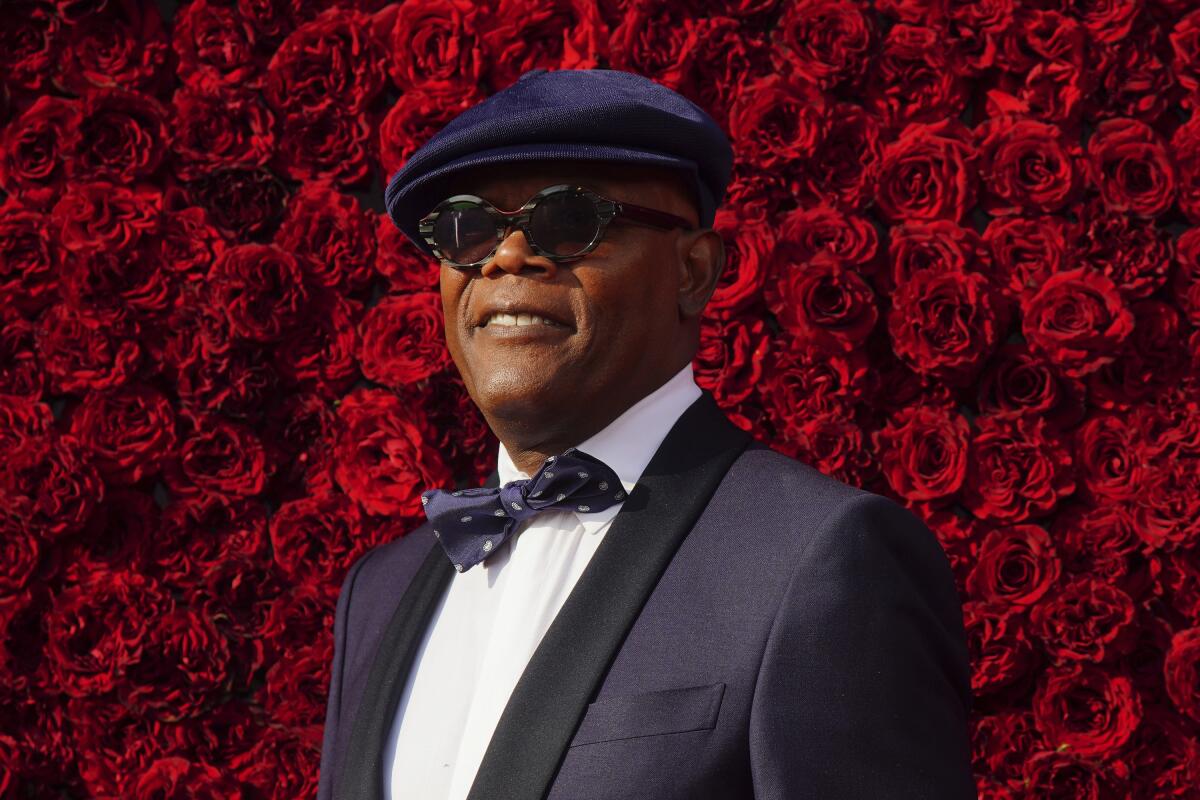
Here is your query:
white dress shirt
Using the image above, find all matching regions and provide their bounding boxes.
[383,363,702,800]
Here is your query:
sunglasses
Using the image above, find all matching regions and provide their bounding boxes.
[418,183,695,268]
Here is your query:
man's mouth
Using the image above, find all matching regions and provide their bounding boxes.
[481,312,570,329]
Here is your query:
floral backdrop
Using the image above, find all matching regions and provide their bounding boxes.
[2,0,1200,797]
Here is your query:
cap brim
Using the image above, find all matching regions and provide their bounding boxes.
[385,142,706,258]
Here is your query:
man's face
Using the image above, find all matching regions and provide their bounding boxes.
[433,159,703,436]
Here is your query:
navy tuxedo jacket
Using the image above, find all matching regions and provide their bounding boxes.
[317,392,977,800]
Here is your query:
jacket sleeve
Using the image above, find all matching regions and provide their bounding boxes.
[748,491,977,799]
[317,549,374,800]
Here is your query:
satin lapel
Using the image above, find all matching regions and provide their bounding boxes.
[337,469,500,800]
[465,392,751,800]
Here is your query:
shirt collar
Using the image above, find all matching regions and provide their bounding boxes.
[496,362,703,533]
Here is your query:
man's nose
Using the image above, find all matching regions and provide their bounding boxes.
[479,227,559,280]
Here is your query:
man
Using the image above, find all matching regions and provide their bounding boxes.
[318,68,976,800]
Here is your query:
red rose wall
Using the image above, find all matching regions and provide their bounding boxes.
[2,0,1200,796]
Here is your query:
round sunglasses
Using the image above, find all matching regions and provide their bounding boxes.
[418,184,695,268]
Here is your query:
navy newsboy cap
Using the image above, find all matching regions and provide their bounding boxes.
[384,68,734,257]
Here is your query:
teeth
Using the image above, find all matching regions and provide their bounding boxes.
[485,312,561,327]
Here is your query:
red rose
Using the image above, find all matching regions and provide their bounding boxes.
[231,725,321,800]
[886,219,992,293]
[44,569,174,698]
[273,107,374,188]
[767,251,878,352]
[775,203,881,277]
[0,199,61,318]
[478,0,607,92]
[277,291,362,400]
[0,517,39,595]
[1072,413,1145,504]
[1021,268,1134,377]
[69,88,169,184]
[264,8,386,119]
[274,181,376,292]
[1164,626,1200,724]
[401,373,497,484]
[1074,196,1173,301]
[375,211,442,293]
[1171,227,1200,327]
[760,339,873,427]
[873,404,970,502]
[1086,118,1177,218]
[172,0,265,93]
[1172,115,1200,223]
[775,408,876,487]
[50,181,161,255]
[358,291,452,388]
[867,25,965,129]
[124,756,244,800]
[887,267,1005,384]
[258,583,335,665]
[161,413,270,500]
[156,205,227,280]
[0,3,60,92]
[0,95,80,211]
[773,0,875,91]
[974,342,1087,428]
[875,118,977,224]
[378,85,486,178]
[258,390,340,498]
[269,492,370,598]
[383,0,484,94]
[54,1,169,97]
[1173,9,1200,90]
[707,209,773,319]
[120,607,234,718]
[208,243,311,343]
[963,414,1075,522]
[727,73,827,180]
[974,114,1082,215]
[966,523,1061,607]
[184,167,289,240]
[963,602,1035,696]
[693,317,769,406]
[1133,455,1200,553]
[1110,303,1191,406]
[0,433,103,541]
[65,384,177,486]
[607,0,710,91]
[333,386,452,517]
[1020,750,1126,800]
[801,101,884,209]
[168,87,276,182]
[262,640,332,729]
[1030,577,1137,663]
[1033,662,1142,758]
[971,709,1038,782]
[981,214,1076,302]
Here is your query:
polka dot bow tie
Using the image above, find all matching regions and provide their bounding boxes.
[420,448,627,573]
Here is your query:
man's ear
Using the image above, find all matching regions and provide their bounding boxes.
[677,228,725,319]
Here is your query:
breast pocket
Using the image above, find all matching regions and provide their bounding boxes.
[569,682,726,747]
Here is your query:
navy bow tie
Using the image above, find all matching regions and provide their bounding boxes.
[420,448,627,573]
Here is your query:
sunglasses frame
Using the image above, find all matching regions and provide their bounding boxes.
[418,183,696,268]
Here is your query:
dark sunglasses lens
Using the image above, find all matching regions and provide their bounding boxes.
[529,191,600,257]
[433,204,497,264]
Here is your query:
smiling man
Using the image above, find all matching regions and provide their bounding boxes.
[317,68,977,800]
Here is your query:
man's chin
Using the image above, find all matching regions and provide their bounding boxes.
[468,370,567,421]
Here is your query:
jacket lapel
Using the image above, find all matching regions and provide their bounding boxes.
[336,470,500,800]
[465,391,751,800]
